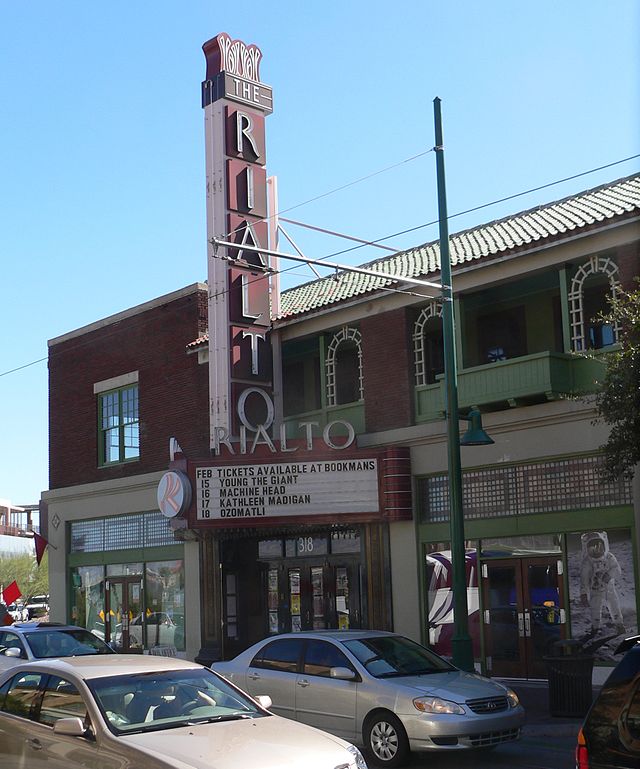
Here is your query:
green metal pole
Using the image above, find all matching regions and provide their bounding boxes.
[433,97,474,672]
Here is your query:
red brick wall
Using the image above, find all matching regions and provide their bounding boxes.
[361,308,413,432]
[617,242,640,291]
[48,287,209,490]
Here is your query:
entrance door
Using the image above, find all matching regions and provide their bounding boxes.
[105,576,143,652]
[482,557,565,678]
[266,561,361,635]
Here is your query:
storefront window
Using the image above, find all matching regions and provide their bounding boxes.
[424,541,480,660]
[285,536,328,557]
[481,535,562,558]
[331,530,361,554]
[107,563,143,576]
[144,560,185,651]
[70,566,104,637]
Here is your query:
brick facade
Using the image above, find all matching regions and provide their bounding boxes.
[48,286,209,490]
[361,307,414,432]
[617,242,640,291]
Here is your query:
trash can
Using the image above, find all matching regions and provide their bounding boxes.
[544,639,594,718]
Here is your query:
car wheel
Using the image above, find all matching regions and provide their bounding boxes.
[363,711,410,768]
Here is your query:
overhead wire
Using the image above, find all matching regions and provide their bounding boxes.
[210,154,640,299]
[2,154,639,379]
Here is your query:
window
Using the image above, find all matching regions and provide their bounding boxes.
[39,677,87,726]
[477,306,527,363]
[304,640,353,677]
[414,302,444,386]
[144,560,185,651]
[326,327,363,406]
[2,672,45,719]
[98,384,139,465]
[569,254,621,351]
[0,631,26,658]
[283,356,321,416]
[225,573,239,641]
[583,281,617,348]
[252,638,304,672]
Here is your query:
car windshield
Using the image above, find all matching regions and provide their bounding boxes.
[343,635,455,678]
[89,668,268,735]
[24,628,113,658]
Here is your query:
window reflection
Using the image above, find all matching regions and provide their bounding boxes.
[424,543,480,660]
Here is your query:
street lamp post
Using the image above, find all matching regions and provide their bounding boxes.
[433,97,475,672]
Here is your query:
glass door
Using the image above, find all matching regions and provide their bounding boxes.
[482,557,565,678]
[105,576,143,652]
[265,561,361,634]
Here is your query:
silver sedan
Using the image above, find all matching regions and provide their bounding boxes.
[0,655,369,769]
[214,630,525,767]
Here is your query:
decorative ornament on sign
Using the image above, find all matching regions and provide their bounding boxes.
[206,32,263,83]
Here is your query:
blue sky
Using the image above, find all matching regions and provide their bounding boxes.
[0,1,638,504]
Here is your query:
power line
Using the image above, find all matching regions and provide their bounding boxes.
[0,357,47,378]
[320,154,640,260]
[225,155,640,286]
[220,148,435,242]
[3,156,638,379]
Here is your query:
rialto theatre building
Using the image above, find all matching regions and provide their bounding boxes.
[158,33,413,663]
[45,32,638,674]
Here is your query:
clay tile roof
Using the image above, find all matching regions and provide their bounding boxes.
[277,173,640,320]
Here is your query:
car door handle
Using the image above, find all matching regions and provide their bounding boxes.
[26,738,43,751]
[297,679,310,688]
[248,672,261,680]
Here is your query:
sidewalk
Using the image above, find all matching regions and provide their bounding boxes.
[505,679,598,737]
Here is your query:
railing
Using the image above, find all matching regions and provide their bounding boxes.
[415,351,608,422]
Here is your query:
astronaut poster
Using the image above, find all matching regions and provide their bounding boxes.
[567,529,637,663]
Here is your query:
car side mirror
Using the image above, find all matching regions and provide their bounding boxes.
[329,666,357,681]
[255,695,272,710]
[53,717,87,737]
[4,648,23,658]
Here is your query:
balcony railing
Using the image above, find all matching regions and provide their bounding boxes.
[415,351,608,422]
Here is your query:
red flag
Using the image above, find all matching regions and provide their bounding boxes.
[34,532,48,566]
[2,580,21,606]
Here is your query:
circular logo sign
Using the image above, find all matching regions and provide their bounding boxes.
[157,471,192,518]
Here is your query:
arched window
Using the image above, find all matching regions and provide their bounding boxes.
[569,255,621,352]
[413,302,444,386]
[326,327,363,406]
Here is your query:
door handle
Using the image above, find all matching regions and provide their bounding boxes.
[517,612,525,637]
[26,738,43,751]
[297,679,310,688]
[248,671,261,680]
[524,612,531,637]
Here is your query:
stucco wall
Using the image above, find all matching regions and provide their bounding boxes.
[388,520,420,641]
[42,472,202,663]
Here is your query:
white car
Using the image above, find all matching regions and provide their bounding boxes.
[7,603,28,622]
[0,654,368,769]
[214,630,525,767]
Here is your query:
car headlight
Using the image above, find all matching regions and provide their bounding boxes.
[413,696,465,715]
[345,743,368,769]
[505,688,520,708]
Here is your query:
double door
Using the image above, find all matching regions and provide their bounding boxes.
[268,561,360,634]
[482,557,565,678]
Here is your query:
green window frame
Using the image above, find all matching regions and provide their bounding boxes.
[98,385,139,466]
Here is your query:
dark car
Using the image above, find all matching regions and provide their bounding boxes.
[576,635,640,768]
